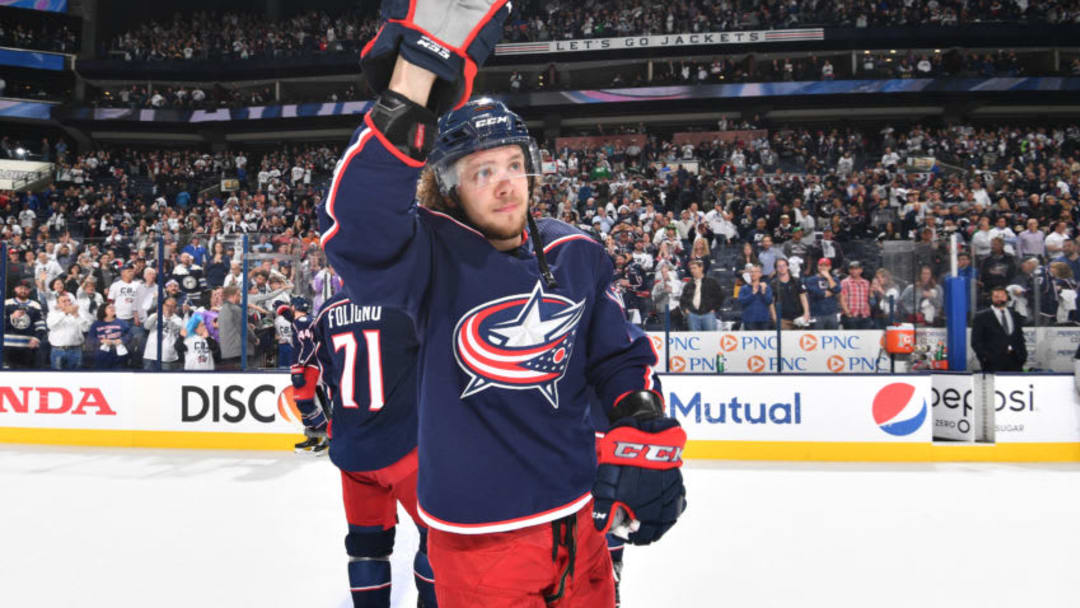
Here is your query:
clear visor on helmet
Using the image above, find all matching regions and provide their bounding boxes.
[434,139,543,194]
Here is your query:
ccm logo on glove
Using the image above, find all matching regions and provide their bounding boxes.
[598,425,686,470]
[612,442,683,464]
[416,36,451,60]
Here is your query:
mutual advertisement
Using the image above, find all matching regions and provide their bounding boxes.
[648,330,889,374]
[930,374,975,442]
[494,29,825,56]
[663,374,932,443]
[992,375,1080,443]
[0,372,304,435]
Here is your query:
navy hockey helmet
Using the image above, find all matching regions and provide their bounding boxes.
[428,98,542,196]
[290,296,311,313]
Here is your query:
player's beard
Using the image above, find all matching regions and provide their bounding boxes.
[463,200,529,243]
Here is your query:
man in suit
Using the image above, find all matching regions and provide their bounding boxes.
[679,259,724,331]
[971,285,1027,372]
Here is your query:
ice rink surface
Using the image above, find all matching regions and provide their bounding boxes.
[2,445,1079,608]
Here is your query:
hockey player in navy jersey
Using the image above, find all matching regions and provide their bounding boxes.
[318,2,686,605]
[279,296,327,454]
[293,289,436,607]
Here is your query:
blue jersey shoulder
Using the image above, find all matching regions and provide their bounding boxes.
[535,218,601,251]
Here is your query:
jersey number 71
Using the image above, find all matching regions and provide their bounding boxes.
[331,330,385,411]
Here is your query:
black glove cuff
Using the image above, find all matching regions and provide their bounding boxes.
[368,90,438,162]
[608,390,664,424]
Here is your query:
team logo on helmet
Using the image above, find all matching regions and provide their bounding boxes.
[453,281,585,408]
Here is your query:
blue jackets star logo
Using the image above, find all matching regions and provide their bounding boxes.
[453,281,586,408]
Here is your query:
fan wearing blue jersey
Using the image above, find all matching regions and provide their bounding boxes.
[297,290,436,608]
[318,3,686,605]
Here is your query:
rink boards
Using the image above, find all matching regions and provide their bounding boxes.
[0,371,1078,462]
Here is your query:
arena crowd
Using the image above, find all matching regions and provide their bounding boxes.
[2,120,1079,370]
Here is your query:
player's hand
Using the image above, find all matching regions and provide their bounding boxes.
[592,417,687,546]
[362,0,513,114]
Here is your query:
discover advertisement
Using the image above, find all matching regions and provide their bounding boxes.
[0,372,303,436]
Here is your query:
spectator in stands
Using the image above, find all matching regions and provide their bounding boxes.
[205,242,229,287]
[679,260,723,331]
[687,236,712,274]
[311,263,342,312]
[1017,218,1047,260]
[1053,239,1080,280]
[89,303,131,369]
[840,261,873,329]
[770,259,809,329]
[979,237,1018,302]
[217,286,245,369]
[970,216,994,261]
[34,251,63,284]
[143,297,183,370]
[900,265,944,325]
[38,276,67,314]
[179,314,219,371]
[4,279,46,369]
[171,253,208,307]
[758,236,785,279]
[651,261,684,326]
[223,261,244,289]
[46,293,90,370]
[1044,221,1071,259]
[805,258,840,329]
[739,264,773,330]
[182,236,209,267]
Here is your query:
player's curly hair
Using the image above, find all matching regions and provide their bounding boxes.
[416,167,453,214]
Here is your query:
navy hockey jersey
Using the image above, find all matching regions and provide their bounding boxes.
[319,120,661,534]
[4,297,45,350]
[288,312,314,366]
[298,291,419,473]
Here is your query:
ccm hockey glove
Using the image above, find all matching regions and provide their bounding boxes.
[361,0,513,114]
[593,393,687,546]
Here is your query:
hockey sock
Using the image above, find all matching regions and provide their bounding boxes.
[607,534,624,573]
[413,527,437,607]
[346,526,395,608]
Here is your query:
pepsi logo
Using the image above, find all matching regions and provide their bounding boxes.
[799,334,818,351]
[669,356,687,372]
[719,334,738,352]
[453,281,586,409]
[747,355,766,373]
[872,382,928,436]
[826,355,845,373]
[276,386,301,424]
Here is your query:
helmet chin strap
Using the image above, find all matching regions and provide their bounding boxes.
[527,211,558,290]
